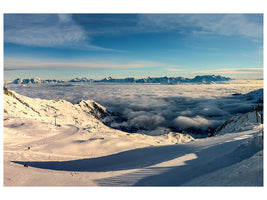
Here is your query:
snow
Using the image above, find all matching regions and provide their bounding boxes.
[183,136,263,186]
[215,109,263,135]
[239,88,263,102]
[3,87,263,187]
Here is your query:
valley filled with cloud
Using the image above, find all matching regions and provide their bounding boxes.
[6,80,263,136]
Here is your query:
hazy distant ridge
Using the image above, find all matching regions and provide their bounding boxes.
[9,75,232,84]
[11,77,66,84]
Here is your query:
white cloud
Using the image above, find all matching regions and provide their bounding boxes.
[58,14,73,23]
[4,14,116,51]
[174,115,212,130]
[195,68,263,74]
[166,68,184,72]
[4,14,263,51]
[138,14,263,38]
[5,14,83,47]
[4,57,160,70]
[129,115,165,130]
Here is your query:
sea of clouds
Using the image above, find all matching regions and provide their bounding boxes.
[6,80,263,136]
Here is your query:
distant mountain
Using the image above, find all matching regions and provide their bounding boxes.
[191,75,231,84]
[95,75,232,84]
[8,75,232,85]
[97,77,136,83]
[69,77,93,83]
[11,78,66,84]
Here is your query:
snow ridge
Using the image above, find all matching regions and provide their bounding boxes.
[215,109,263,135]
[4,86,41,116]
[78,100,111,120]
[3,87,109,126]
[239,88,263,102]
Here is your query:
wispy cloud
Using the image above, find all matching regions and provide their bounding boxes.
[4,57,160,70]
[195,68,263,74]
[138,14,263,38]
[166,68,184,72]
[4,14,263,51]
[4,14,118,51]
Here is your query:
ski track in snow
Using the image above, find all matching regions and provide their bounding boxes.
[95,129,262,186]
[6,125,79,150]
[11,126,262,186]
[3,86,263,186]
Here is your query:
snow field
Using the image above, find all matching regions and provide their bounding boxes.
[3,86,263,186]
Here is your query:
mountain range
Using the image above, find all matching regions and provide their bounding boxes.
[8,75,232,85]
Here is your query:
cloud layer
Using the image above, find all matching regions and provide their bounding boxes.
[6,81,263,136]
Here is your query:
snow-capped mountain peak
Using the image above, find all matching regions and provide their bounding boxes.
[77,99,110,120]
[8,75,232,85]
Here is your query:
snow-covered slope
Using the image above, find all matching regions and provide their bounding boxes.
[4,86,110,125]
[3,87,263,186]
[78,99,111,120]
[4,87,187,159]
[215,108,263,135]
[213,88,263,135]
[182,133,263,186]
[239,88,263,102]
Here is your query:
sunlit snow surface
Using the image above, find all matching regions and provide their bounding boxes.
[5,80,263,135]
[4,80,263,186]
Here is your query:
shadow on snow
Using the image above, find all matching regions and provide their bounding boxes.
[12,135,262,186]
[12,144,193,172]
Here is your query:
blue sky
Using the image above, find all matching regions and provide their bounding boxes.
[4,14,263,81]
